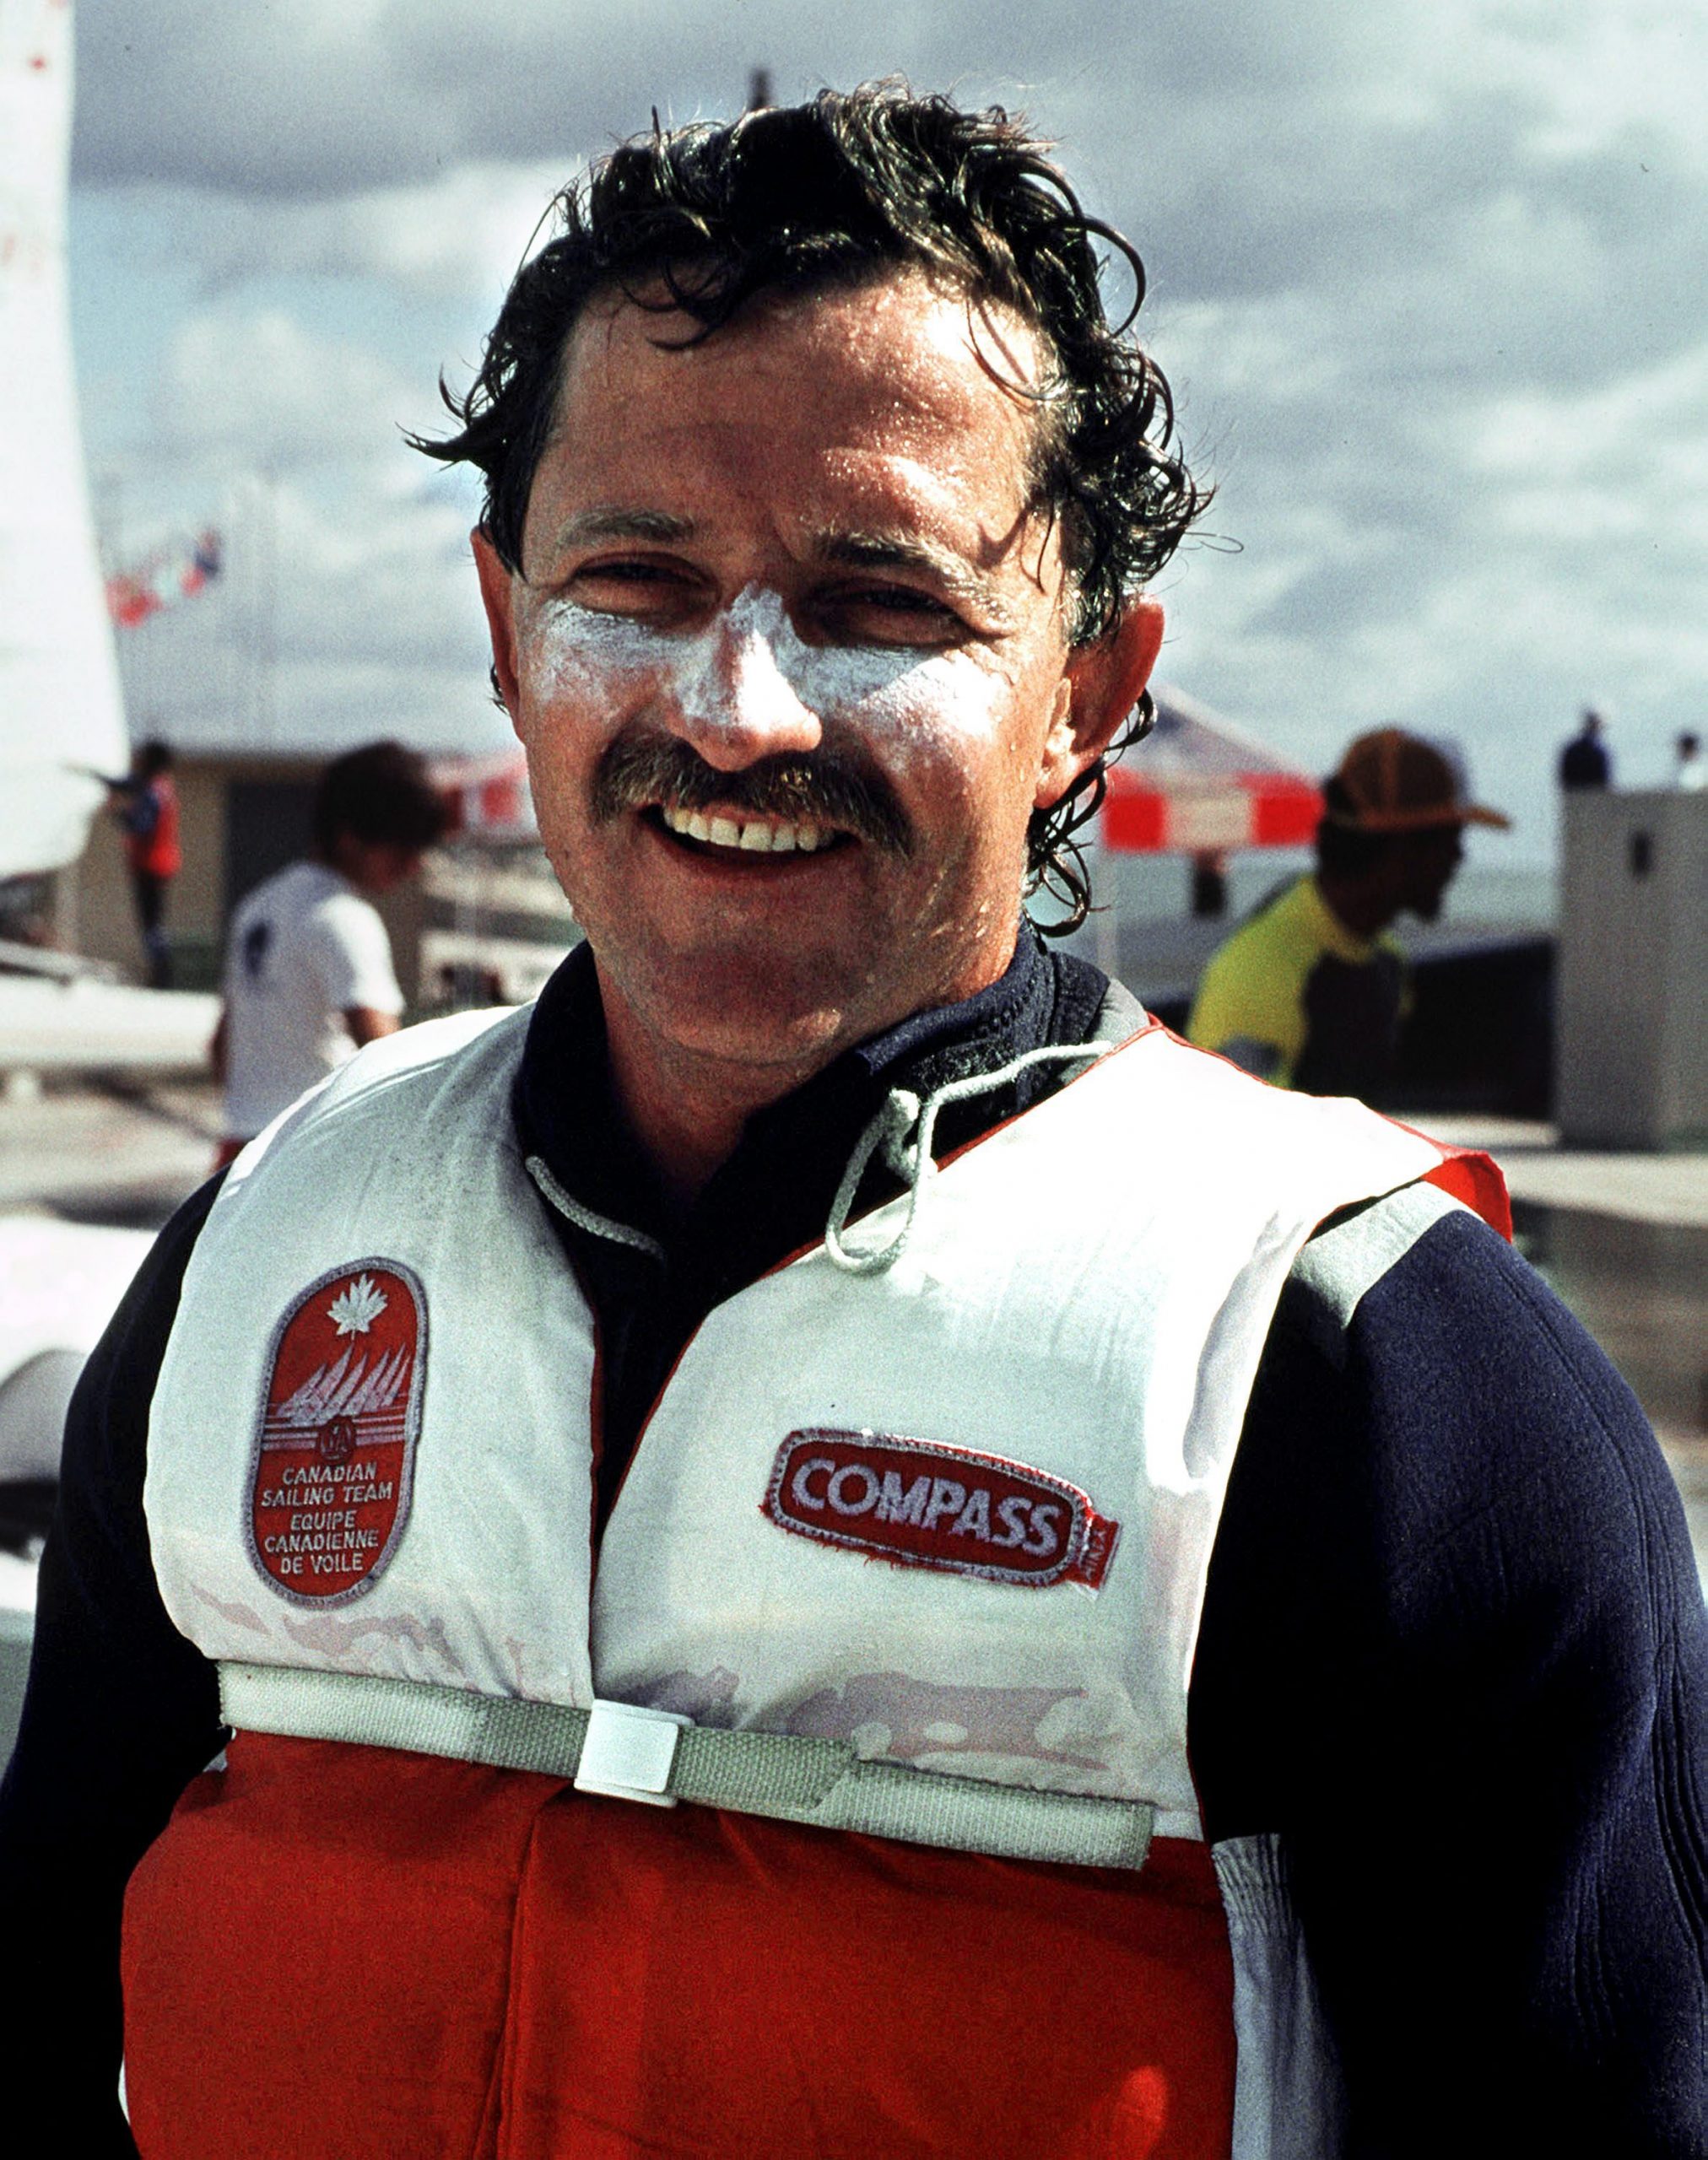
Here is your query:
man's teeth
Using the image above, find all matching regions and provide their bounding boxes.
[659,805,830,854]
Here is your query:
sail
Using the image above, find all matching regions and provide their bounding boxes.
[0,0,128,879]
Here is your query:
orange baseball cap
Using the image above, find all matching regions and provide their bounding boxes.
[1323,729,1511,833]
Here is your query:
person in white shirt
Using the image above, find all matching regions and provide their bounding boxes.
[1675,731,1707,791]
[211,742,447,1158]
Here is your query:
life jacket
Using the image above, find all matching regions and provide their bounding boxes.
[124,775,181,879]
[123,1004,1504,2159]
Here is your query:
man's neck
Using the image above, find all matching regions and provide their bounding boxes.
[600,1003,827,1212]
[593,937,1028,1211]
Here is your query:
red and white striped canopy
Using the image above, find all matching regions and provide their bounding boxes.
[426,691,1318,856]
[1100,684,1322,854]
[429,747,536,837]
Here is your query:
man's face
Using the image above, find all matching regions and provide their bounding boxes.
[476,270,1160,1077]
[333,837,423,897]
[1393,825,1464,922]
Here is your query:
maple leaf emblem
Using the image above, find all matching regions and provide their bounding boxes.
[327,1274,387,1336]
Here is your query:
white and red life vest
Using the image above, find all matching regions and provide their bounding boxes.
[123,1004,1502,2159]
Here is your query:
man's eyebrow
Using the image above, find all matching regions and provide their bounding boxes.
[544,507,695,553]
[811,531,1007,616]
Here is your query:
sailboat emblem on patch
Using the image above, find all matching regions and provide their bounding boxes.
[246,1260,425,1606]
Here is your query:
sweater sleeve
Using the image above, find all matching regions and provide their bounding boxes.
[0,1180,227,2158]
[1189,1203,1708,2157]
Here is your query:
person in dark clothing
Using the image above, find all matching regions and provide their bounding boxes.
[1,86,1702,2160]
[1559,706,1613,791]
[1188,728,1509,1099]
[104,740,181,989]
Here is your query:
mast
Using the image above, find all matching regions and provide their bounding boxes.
[0,0,129,878]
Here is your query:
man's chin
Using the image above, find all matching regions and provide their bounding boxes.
[601,948,868,1072]
[658,996,855,1072]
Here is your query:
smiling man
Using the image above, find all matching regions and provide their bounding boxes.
[474,264,1159,1191]
[2,87,1704,2160]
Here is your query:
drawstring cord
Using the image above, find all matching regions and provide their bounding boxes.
[526,1042,1114,1282]
[525,1153,668,1264]
[823,1042,1113,1277]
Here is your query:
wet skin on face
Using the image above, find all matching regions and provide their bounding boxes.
[475,270,1163,1181]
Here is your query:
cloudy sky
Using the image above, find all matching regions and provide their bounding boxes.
[68,0,1708,863]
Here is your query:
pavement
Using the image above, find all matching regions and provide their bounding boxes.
[1666,1436,1708,1597]
[1420,1115,1708,1231]
[0,1074,222,1228]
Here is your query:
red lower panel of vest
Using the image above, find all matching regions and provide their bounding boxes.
[122,1734,1235,2159]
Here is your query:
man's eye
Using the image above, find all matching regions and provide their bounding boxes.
[563,560,703,618]
[862,587,950,615]
[574,559,680,589]
[825,587,963,642]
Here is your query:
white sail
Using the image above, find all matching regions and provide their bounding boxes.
[273,1344,356,1428]
[0,0,128,878]
[267,1342,412,1439]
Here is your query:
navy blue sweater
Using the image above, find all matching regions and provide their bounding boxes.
[2,934,1704,2155]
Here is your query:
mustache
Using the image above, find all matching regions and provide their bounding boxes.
[591,732,913,856]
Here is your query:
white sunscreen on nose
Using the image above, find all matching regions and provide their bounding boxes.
[525,582,1006,761]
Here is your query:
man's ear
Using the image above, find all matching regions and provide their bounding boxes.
[472,527,522,721]
[1035,594,1166,811]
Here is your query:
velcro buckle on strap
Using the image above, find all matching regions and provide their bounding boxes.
[573,1698,690,1807]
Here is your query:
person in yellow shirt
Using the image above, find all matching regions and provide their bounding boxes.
[1187,730,1509,1099]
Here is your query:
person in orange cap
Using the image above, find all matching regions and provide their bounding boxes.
[1188,729,1510,1099]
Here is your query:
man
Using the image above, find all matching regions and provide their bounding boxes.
[209,740,446,1162]
[1,89,1702,2160]
[1187,729,1507,1099]
[1676,729,1706,791]
[1559,705,1613,790]
[104,738,181,989]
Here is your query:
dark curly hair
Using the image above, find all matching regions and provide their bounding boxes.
[313,741,448,854]
[414,82,1207,932]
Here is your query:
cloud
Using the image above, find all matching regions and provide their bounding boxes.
[71,0,1708,838]
[114,462,505,757]
[157,308,430,462]
[108,306,500,756]
[111,161,577,303]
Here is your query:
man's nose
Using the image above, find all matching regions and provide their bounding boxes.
[669,608,822,771]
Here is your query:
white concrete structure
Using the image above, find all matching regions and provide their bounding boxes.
[1556,790,1708,1149]
[0,976,219,1074]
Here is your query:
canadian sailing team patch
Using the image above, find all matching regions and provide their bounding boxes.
[763,1430,1119,1590]
[246,1261,424,1604]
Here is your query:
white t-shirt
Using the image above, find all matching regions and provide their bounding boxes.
[221,861,403,1140]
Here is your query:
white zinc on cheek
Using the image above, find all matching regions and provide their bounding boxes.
[691,587,1010,759]
[523,594,706,730]
[522,583,1009,754]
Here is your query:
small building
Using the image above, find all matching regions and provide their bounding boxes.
[59,743,576,1011]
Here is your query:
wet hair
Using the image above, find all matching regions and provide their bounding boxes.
[313,741,448,855]
[413,82,1207,932]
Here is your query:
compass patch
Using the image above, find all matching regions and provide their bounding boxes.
[247,1261,424,1604]
[763,1429,1120,1590]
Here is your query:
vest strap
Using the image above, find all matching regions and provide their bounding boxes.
[219,1661,1155,1871]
